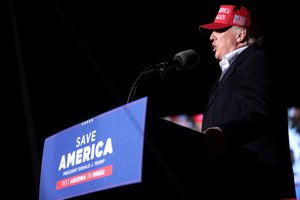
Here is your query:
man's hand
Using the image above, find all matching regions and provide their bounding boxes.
[202,127,227,159]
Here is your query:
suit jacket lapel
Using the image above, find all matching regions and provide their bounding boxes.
[203,45,256,115]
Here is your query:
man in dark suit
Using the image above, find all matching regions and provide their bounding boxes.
[198,4,296,199]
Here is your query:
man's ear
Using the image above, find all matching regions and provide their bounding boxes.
[237,28,247,42]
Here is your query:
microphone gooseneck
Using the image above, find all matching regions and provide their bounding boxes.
[127,49,200,103]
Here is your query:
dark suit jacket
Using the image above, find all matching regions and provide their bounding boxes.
[201,45,296,199]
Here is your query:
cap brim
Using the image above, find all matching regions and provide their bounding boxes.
[199,23,231,30]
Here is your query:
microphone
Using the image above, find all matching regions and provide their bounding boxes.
[155,49,200,74]
[127,49,200,103]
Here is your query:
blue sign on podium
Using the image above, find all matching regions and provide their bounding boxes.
[39,97,148,200]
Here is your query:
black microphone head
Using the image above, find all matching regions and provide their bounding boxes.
[173,49,200,70]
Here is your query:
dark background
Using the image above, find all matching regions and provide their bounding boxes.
[5,0,300,199]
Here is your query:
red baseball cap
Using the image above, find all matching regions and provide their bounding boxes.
[199,5,251,30]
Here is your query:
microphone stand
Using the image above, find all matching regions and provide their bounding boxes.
[127,63,168,103]
[127,48,200,103]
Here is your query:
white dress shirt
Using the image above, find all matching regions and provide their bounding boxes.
[219,46,248,81]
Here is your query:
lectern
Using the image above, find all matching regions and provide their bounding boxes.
[39,97,204,200]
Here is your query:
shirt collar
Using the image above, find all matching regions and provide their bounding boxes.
[219,46,248,72]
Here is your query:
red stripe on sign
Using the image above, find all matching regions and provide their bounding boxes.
[56,165,113,190]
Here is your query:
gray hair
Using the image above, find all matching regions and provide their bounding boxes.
[231,26,264,46]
